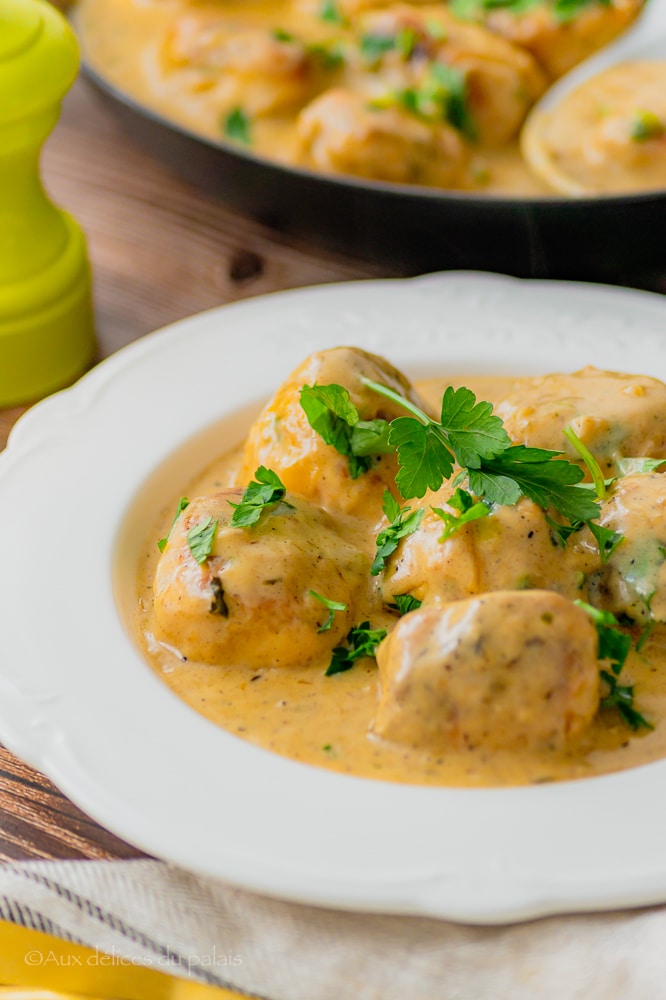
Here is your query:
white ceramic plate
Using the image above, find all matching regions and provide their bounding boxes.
[2,271,666,924]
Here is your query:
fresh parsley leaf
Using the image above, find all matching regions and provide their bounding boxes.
[636,620,656,653]
[351,419,393,457]
[319,0,346,24]
[300,383,392,478]
[575,601,631,674]
[452,0,538,16]
[587,521,624,564]
[359,33,396,62]
[307,40,347,69]
[157,496,190,552]
[223,107,251,145]
[545,514,582,548]
[600,670,653,730]
[389,417,456,497]
[228,467,292,527]
[469,445,601,524]
[325,621,387,675]
[272,27,295,41]
[553,0,610,22]
[575,600,652,730]
[310,590,348,632]
[451,0,607,23]
[363,379,508,496]
[372,490,425,575]
[187,516,218,565]
[430,62,476,139]
[389,593,422,615]
[440,386,511,466]
[630,110,665,143]
[373,62,476,139]
[396,26,418,58]
[432,487,490,540]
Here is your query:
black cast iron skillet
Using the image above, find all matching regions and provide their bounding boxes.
[83,63,666,285]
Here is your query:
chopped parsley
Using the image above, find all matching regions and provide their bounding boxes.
[187,516,218,565]
[299,382,393,478]
[157,496,190,552]
[359,32,398,63]
[371,61,476,139]
[326,621,387,676]
[388,593,422,615]
[372,490,424,575]
[229,467,293,527]
[223,107,252,146]
[307,40,346,69]
[587,521,624,564]
[272,30,346,69]
[576,601,653,731]
[630,110,665,142]
[319,0,346,24]
[432,487,490,540]
[310,590,347,632]
[551,0,611,22]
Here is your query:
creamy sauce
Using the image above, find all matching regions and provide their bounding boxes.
[130,372,666,788]
[533,61,666,194]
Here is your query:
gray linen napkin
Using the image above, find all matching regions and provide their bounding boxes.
[0,858,664,999]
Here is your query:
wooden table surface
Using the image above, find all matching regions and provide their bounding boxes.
[0,74,664,864]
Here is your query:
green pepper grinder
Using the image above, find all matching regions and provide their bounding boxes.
[0,0,95,405]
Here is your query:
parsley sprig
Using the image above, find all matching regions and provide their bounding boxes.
[576,601,653,731]
[326,621,387,676]
[229,467,293,527]
[310,590,347,632]
[299,383,393,478]
[362,377,600,527]
[157,497,190,553]
[372,490,424,575]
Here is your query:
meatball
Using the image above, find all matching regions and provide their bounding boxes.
[495,367,666,477]
[382,487,597,607]
[373,591,600,752]
[457,0,645,81]
[239,346,432,524]
[586,472,666,626]
[297,88,468,185]
[153,489,371,667]
[355,5,546,146]
[162,20,323,115]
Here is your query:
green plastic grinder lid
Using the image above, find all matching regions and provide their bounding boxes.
[0,0,79,124]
